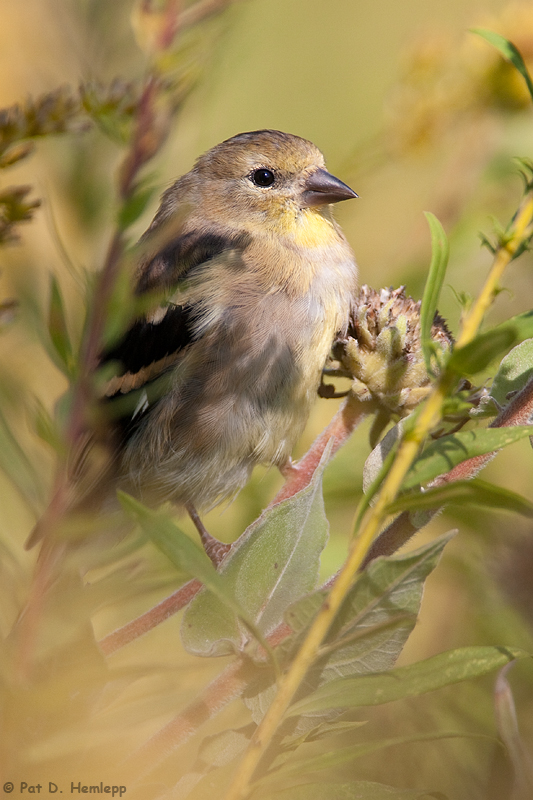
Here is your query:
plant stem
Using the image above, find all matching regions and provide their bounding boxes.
[222,190,533,800]
[456,192,533,348]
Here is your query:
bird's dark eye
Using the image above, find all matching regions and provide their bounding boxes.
[251,168,275,187]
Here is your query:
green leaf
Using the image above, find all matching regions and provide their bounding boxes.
[496,310,533,341]
[472,28,533,103]
[99,258,136,351]
[389,478,533,517]
[263,534,452,733]
[197,726,252,768]
[0,405,44,509]
[403,425,533,490]
[363,419,406,494]
[449,311,533,376]
[317,533,452,681]
[255,781,442,800]
[117,184,155,230]
[448,326,517,376]
[118,492,270,657]
[420,213,449,374]
[31,398,66,455]
[281,719,368,748]
[490,339,533,407]
[47,275,76,378]
[182,458,329,657]
[287,646,529,717]
[264,731,495,786]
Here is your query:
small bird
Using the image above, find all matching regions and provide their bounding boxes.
[98,130,358,546]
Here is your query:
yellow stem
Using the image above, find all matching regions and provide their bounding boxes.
[457,193,533,349]
[222,191,533,800]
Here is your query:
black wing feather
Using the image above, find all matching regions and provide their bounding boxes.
[101,303,195,377]
[98,226,250,441]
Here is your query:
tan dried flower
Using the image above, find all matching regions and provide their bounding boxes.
[332,285,453,418]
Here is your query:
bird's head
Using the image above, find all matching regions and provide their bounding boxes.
[191,129,357,236]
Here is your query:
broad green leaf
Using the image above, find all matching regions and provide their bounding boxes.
[118,492,269,656]
[389,479,533,518]
[249,536,453,729]
[403,425,533,490]
[420,213,449,374]
[264,731,495,785]
[287,646,528,717]
[182,459,329,657]
[47,275,76,378]
[472,29,533,103]
[317,534,453,682]
[255,781,442,800]
[490,339,533,407]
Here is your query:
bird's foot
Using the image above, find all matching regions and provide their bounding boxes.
[186,504,232,566]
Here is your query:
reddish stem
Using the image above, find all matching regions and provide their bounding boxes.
[99,579,202,656]
[272,395,365,505]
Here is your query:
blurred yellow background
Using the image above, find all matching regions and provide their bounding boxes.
[2,1,533,798]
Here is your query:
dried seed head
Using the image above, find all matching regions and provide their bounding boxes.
[334,285,453,417]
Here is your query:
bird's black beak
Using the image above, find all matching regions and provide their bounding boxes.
[301,168,358,208]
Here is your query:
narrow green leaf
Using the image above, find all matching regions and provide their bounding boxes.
[117,185,155,230]
[449,311,533,377]
[495,310,533,341]
[389,478,533,517]
[420,213,449,374]
[472,28,533,103]
[281,719,368,748]
[32,398,65,454]
[118,492,270,657]
[0,405,44,509]
[287,646,528,717]
[265,731,496,785]
[47,275,75,377]
[490,339,533,407]
[363,419,406,495]
[182,456,329,657]
[403,425,533,490]
[448,327,517,376]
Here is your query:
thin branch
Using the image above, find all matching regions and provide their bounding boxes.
[99,579,202,656]
[271,394,365,505]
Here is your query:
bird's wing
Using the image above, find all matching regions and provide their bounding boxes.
[98,225,250,440]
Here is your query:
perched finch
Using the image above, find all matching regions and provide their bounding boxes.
[97,129,358,540]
